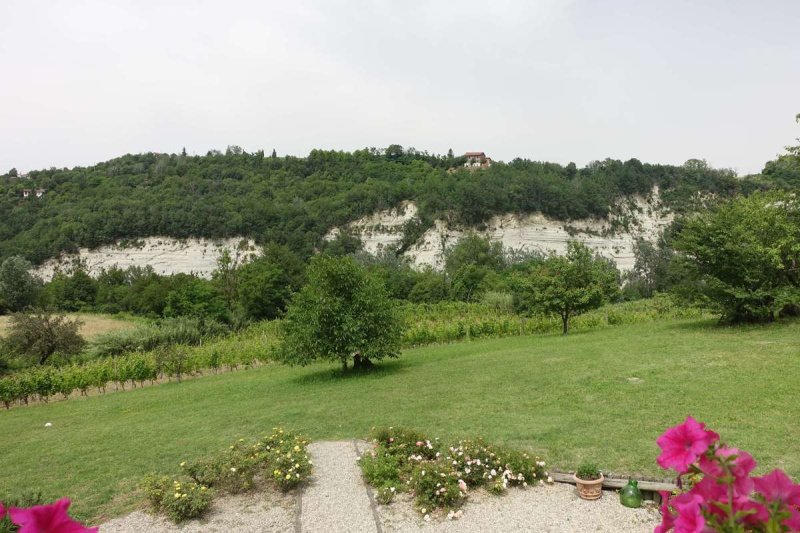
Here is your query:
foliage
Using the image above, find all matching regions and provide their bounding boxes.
[673,191,800,323]
[0,147,754,267]
[0,491,44,533]
[1,311,85,364]
[3,317,800,523]
[575,462,601,481]
[237,244,305,320]
[523,241,619,334]
[655,417,800,532]
[144,428,310,523]
[625,235,675,299]
[87,317,228,358]
[0,320,281,408]
[0,257,39,314]
[444,233,506,276]
[359,427,549,515]
[141,475,213,523]
[280,255,404,371]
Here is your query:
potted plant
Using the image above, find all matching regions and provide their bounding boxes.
[574,462,604,500]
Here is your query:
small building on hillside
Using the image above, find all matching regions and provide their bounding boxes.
[35,188,45,198]
[22,189,32,198]
[464,151,493,169]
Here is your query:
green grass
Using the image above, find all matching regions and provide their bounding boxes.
[1,317,799,524]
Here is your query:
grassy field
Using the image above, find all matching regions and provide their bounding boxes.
[0,313,137,340]
[1,317,798,524]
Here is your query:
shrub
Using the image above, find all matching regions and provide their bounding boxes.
[141,475,213,523]
[359,427,549,516]
[409,461,464,513]
[575,462,601,481]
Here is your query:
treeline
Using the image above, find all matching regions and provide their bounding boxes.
[0,144,766,264]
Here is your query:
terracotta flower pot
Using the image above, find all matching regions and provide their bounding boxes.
[574,473,604,500]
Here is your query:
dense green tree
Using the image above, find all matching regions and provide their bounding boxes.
[407,269,448,303]
[444,233,506,276]
[0,256,39,313]
[525,241,619,334]
[673,191,800,322]
[279,255,403,371]
[163,274,228,322]
[236,244,306,320]
[2,311,85,364]
[625,236,675,298]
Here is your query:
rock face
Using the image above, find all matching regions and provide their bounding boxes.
[34,190,671,279]
[35,237,259,281]
[327,189,672,272]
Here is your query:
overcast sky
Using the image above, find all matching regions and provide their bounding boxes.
[1,0,798,175]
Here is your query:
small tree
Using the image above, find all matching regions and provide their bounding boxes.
[673,191,800,322]
[2,311,86,364]
[0,256,39,313]
[280,255,403,371]
[527,241,619,334]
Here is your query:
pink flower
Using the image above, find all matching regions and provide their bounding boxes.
[416,441,423,446]
[784,507,800,531]
[671,493,707,533]
[698,447,756,496]
[458,479,468,493]
[656,417,719,474]
[753,469,800,508]
[654,491,675,533]
[9,498,97,533]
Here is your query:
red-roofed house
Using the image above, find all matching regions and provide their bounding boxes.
[464,151,493,169]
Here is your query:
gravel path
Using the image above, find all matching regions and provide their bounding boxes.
[300,441,380,532]
[101,440,660,532]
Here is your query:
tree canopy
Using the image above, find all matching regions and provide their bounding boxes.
[673,191,800,323]
[524,241,619,334]
[0,146,759,266]
[279,255,403,371]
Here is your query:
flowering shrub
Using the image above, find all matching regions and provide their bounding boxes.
[144,428,312,523]
[141,475,213,522]
[655,416,800,532]
[0,497,97,532]
[255,429,313,491]
[359,427,549,517]
[182,439,258,494]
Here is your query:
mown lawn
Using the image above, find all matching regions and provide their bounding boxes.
[1,317,798,524]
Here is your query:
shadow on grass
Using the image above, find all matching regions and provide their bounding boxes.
[290,358,411,385]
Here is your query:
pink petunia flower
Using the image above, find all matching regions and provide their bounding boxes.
[656,416,719,474]
[753,469,800,508]
[698,447,756,496]
[9,498,98,533]
[671,493,707,533]
[784,507,800,531]
[654,491,675,533]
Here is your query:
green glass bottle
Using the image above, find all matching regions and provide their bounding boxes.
[619,479,642,508]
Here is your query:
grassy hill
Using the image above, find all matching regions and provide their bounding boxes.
[1,316,798,524]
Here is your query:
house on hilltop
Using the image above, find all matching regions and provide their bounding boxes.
[464,151,493,169]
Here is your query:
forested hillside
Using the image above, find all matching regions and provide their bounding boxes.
[0,145,785,264]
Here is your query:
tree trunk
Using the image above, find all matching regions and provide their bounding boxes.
[562,313,569,335]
